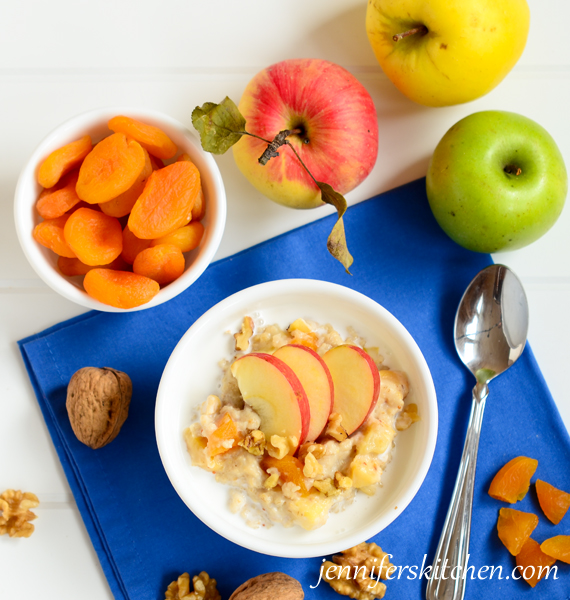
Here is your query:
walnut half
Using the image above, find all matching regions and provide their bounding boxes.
[165,571,220,600]
[0,489,39,538]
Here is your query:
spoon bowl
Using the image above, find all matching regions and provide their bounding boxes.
[426,264,529,600]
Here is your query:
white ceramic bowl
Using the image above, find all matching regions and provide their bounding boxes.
[155,279,438,558]
[14,107,226,312]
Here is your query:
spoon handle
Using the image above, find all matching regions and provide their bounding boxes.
[426,382,488,600]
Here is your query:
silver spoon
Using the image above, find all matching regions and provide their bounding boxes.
[426,264,529,600]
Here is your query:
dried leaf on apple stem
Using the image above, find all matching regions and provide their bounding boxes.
[318,182,353,274]
[191,97,246,154]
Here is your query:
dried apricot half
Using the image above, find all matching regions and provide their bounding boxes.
[83,269,159,309]
[497,507,539,556]
[76,133,146,204]
[516,538,557,587]
[488,456,538,503]
[128,161,200,239]
[536,479,570,525]
[33,214,76,258]
[63,207,123,266]
[108,115,177,160]
[541,535,570,564]
[36,170,81,219]
[133,244,185,286]
[37,135,92,189]
[150,222,204,253]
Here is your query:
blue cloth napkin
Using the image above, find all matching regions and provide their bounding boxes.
[19,178,570,600]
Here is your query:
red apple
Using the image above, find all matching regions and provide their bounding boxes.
[230,352,310,447]
[232,58,378,209]
[322,345,380,435]
[273,344,334,442]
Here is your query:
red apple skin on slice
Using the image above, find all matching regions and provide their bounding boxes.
[230,352,310,447]
[322,345,381,435]
[273,344,334,442]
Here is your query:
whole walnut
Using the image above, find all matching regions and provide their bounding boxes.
[229,573,303,600]
[66,367,132,449]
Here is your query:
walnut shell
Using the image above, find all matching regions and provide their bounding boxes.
[66,367,132,449]
[229,573,303,600]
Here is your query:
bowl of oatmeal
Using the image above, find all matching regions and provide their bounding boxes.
[155,279,437,558]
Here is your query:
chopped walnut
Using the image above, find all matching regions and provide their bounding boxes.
[238,429,266,455]
[324,413,348,442]
[234,316,254,352]
[263,471,280,489]
[395,403,421,431]
[165,571,220,600]
[267,435,298,459]
[298,441,326,462]
[0,489,39,538]
[303,452,323,478]
[323,542,395,600]
[335,472,353,489]
[313,478,341,497]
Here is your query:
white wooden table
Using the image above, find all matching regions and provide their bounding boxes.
[1,1,569,597]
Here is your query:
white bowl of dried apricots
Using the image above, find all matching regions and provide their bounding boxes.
[14,107,226,311]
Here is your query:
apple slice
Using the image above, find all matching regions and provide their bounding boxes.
[230,352,310,447]
[273,344,334,442]
[322,345,380,435]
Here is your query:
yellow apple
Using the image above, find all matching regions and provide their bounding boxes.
[365,0,530,107]
[232,58,378,209]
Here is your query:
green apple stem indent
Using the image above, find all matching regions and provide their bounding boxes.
[392,25,428,42]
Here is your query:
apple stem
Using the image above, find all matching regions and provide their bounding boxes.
[257,128,303,166]
[393,25,428,42]
[504,165,522,176]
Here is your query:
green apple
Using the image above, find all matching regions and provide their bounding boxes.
[366,0,530,107]
[426,111,568,253]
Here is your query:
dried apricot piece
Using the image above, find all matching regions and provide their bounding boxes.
[76,133,146,204]
[84,269,159,309]
[33,215,76,258]
[99,148,152,217]
[121,225,152,265]
[536,479,570,525]
[488,456,538,503]
[63,207,123,266]
[497,507,539,556]
[58,255,129,277]
[133,244,185,285]
[207,413,244,456]
[108,115,177,159]
[261,454,310,495]
[177,153,206,220]
[149,154,164,170]
[540,535,570,564]
[36,170,81,219]
[516,538,557,587]
[37,135,92,189]
[150,222,204,253]
[128,161,200,239]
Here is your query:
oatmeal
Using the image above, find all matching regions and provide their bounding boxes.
[183,316,417,530]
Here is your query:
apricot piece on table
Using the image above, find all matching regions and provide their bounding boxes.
[76,133,146,204]
[540,535,570,564]
[133,244,185,286]
[497,507,539,556]
[536,479,570,525]
[488,456,538,503]
[128,161,200,239]
[176,153,206,221]
[261,454,310,495]
[207,413,243,456]
[84,269,159,309]
[37,134,92,189]
[516,537,557,587]
[150,222,204,253]
[99,148,152,218]
[33,215,76,258]
[121,225,151,265]
[63,207,123,266]
[108,115,177,160]
[36,170,81,219]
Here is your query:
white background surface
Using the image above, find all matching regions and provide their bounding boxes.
[1,0,569,597]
